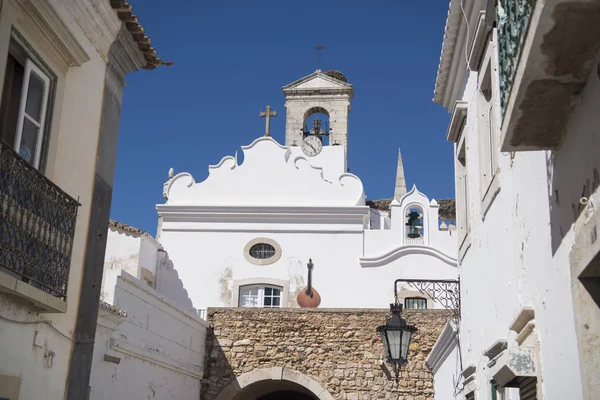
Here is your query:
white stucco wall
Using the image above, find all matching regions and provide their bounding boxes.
[89,273,207,400]
[103,226,196,313]
[157,135,457,312]
[431,346,460,400]
[442,40,587,400]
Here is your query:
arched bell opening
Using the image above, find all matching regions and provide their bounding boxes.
[404,205,425,244]
[231,380,318,400]
[303,106,331,146]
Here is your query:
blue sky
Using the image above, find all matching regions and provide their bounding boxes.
[111,0,453,234]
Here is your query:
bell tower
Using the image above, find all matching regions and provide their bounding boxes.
[282,70,354,149]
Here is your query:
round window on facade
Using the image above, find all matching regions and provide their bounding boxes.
[249,243,276,260]
[243,238,282,265]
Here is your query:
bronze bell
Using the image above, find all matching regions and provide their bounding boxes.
[408,224,421,238]
[406,211,422,238]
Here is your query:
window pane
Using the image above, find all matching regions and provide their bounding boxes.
[272,288,281,296]
[19,117,39,163]
[405,298,427,310]
[25,71,44,122]
[264,297,272,306]
[265,287,272,296]
[239,286,259,307]
[272,297,280,306]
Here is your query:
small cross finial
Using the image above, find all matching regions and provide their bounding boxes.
[259,105,277,137]
[314,44,325,70]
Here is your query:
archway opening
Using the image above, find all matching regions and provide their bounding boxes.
[405,205,424,244]
[303,107,330,146]
[232,379,318,400]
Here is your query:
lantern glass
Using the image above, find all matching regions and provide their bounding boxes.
[376,304,416,365]
[388,329,402,360]
[401,328,413,360]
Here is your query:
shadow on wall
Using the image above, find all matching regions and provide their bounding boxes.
[157,250,194,311]
[547,148,600,255]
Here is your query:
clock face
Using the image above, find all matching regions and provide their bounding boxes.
[301,135,323,157]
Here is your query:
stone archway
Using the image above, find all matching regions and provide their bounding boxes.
[214,367,333,400]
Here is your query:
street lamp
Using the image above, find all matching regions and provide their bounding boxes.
[376,303,417,381]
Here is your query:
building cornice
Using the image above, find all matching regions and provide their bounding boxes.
[433,0,464,106]
[68,0,164,73]
[157,205,369,220]
[157,205,370,232]
[426,319,458,374]
[69,0,122,63]
[13,0,90,66]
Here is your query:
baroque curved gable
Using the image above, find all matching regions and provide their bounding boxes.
[164,137,365,207]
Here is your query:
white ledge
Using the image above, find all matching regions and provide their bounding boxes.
[359,244,458,268]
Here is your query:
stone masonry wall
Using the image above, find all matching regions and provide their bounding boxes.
[202,308,452,400]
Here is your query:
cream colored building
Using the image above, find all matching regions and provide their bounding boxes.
[0,1,167,399]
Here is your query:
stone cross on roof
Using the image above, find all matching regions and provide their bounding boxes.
[259,105,277,137]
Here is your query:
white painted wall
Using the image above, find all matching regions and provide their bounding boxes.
[103,226,196,313]
[102,228,149,304]
[433,12,593,398]
[157,134,457,312]
[432,346,460,400]
[89,273,207,400]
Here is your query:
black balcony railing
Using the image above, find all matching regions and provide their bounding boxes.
[0,142,79,300]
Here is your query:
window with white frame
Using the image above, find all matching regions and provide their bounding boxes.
[0,34,54,170]
[404,297,427,310]
[238,285,282,308]
[456,127,469,249]
[477,36,500,202]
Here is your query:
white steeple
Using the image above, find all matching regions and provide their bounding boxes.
[394,148,407,200]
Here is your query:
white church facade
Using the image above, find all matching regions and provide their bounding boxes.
[153,69,458,312]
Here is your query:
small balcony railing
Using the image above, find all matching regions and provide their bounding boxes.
[497,0,534,119]
[0,142,79,300]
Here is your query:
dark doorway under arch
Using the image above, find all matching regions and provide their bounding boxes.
[231,379,319,400]
[257,390,316,400]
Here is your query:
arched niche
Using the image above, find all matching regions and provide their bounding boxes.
[403,202,427,245]
[215,367,333,400]
[303,106,331,146]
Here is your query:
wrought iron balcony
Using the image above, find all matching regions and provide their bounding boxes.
[496,0,600,151]
[497,0,534,119]
[0,141,79,302]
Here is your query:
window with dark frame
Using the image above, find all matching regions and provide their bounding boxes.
[404,297,427,310]
[0,34,54,170]
[491,380,499,400]
[248,243,276,260]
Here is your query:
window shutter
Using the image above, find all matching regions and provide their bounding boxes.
[518,377,537,400]
[14,59,50,168]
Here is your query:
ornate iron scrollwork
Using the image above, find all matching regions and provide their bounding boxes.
[395,279,461,319]
[0,142,79,300]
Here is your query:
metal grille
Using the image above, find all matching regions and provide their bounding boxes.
[0,142,79,300]
[497,0,535,118]
[395,279,460,319]
[248,243,276,260]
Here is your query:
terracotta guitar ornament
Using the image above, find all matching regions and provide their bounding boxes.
[297,258,321,308]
